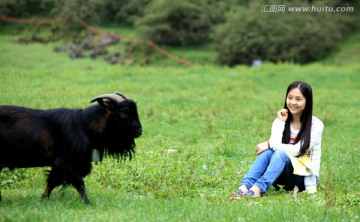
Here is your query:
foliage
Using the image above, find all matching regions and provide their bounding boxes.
[51,0,107,24]
[135,0,227,46]
[3,0,358,66]
[0,0,54,17]
[110,0,152,25]
[50,0,144,25]
[212,1,358,65]
[0,0,150,26]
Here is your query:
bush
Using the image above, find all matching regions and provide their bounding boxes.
[0,0,54,17]
[53,0,152,25]
[212,3,356,66]
[110,0,152,25]
[51,0,112,24]
[135,0,225,46]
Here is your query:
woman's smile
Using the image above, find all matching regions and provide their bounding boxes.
[286,88,306,116]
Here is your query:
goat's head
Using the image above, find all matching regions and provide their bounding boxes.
[90,93,142,138]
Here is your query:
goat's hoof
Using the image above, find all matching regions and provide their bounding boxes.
[40,195,49,202]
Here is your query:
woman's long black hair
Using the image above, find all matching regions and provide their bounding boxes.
[282,81,313,157]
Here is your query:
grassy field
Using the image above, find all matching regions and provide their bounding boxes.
[0,28,359,222]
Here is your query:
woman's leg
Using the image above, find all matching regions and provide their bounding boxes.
[253,150,291,193]
[274,163,305,192]
[240,149,274,190]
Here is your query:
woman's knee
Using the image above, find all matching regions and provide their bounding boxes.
[258,148,274,159]
[272,150,290,162]
[262,148,274,155]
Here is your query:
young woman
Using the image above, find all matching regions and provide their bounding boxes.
[231,81,324,198]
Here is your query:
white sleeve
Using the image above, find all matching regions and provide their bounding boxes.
[308,117,324,153]
[269,118,301,156]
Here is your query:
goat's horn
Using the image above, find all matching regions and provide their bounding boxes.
[90,93,126,104]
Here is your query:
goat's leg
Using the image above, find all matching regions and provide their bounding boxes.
[65,171,90,204]
[75,183,90,204]
[41,167,65,200]
[0,168,2,201]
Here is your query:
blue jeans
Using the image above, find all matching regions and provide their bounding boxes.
[241,149,305,193]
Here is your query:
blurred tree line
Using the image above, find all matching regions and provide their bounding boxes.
[0,0,359,65]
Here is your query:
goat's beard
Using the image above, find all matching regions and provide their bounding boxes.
[99,136,136,161]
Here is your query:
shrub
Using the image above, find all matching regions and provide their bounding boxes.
[111,0,152,25]
[51,0,112,24]
[0,0,54,17]
[135,0,224,46]
[212,3,356,66]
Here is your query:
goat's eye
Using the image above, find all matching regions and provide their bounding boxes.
[119,112,128,118]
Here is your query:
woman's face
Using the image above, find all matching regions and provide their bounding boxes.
[286,87,306,117]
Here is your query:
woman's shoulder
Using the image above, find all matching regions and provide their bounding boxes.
[272,117,286,126]
[312,116,324,130]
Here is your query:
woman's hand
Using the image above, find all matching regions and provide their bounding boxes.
[277,109,288,122]
[255,141,270,155]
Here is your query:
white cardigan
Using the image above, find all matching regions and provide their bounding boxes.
[268,116,324,192]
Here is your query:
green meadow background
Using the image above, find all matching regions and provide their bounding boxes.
[0,29,359,221]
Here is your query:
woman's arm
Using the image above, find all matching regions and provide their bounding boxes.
[268,118,301,156]
[255,141,270,155]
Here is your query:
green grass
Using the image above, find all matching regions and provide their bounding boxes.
[0,29,360,221]
[322,32,360,66]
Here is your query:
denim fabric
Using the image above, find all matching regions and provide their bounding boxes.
[241,149,305,193]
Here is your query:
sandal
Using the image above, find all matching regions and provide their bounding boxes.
[237,189,246,196]
[244,190,261,198]
[229,189,246,200]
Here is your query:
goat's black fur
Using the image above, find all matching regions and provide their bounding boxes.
[0,94,142,203]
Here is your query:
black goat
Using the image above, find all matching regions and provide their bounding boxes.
[0,93,142,203]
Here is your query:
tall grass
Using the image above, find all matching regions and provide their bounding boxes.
[0,31,359,221]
